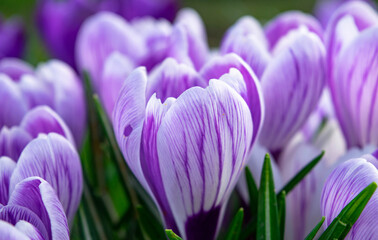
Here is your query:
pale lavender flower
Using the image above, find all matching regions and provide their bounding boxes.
[321,151,378,239]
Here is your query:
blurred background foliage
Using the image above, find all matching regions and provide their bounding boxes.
[0,0,318,65]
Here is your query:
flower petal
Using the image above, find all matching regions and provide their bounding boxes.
[9,133,82,224]
[8,177,69,240]
[0,127,32,161]
[157,80,253,239]
[146,58,206,102]
[321,155,378,239]
[15,221,43,240]
[175,8,207,44]
[0,220,30,240]
[0,58,33,81]
[200,53,264,146]
[0,157,16,205]
[259,29,326,152]
[264,11,323,50]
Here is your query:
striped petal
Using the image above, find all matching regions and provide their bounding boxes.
[175,8,207,44]
[321,154,378,239]
[9,133,82,224]
[264,11,323,50]
[8,177,69,240]
[157,80,253,239]
[200,53,264,146]
[0,157,16,205]
[330,27,378,148]
[15,221,43,240]
[0,75,28,128]
[0,221,30,240]
[0,58,33,81]
[76,12,145,89]
[259,29,326,152]
[146,58,206,102]
[0,127,32,161]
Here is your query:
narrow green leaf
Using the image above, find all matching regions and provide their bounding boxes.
[165,229,183,240]
[278,151,324,196]
[245,167,258,217]
[304,216,325,240]
[256,154,280,240]
[225,208,244,240]
[137,205,166,240]
[319,182,377,240]
[277,191,286,240]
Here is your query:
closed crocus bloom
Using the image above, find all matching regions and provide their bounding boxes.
[0,177,70,240]
[0,16,25,59]
[259,28,326,153]
[0,106,75,161]
[0,59,85,146]
[0,132,83,225]
[321,151,378,239]
[264,11,324,50]
[330,27,378,148]
[113,60,260,239]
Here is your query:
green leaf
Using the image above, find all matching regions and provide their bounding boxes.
[277,191,286,240]
[319,182,377,240]
[278,151,324,196]
[165,229,183,240]
[225,208,244,240]
[137,205,166,240]
[304,216,325,240]
[245,167,258,217]
[256,154,280,240]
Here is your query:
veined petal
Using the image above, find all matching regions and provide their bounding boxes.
[146,58,206,102]
[113,67,150,191]
[259,29,326,152]
[0,127,32,161]
[200,53,264,146]
[9,133,82,224]
[76,12,145,89]
[157,80,253,239]
[0,75,28,128]
[0,220,30,240]
[15,221,43,240]
[321,155,378,239]
[36,60,86,147]
[0,58,33,82]
[0,157,16,205]
[20,106,75,147]
[17,75,53,109]
[100,52,134,117]
[8,177,69,240]
[175,8,207,44]
[264,11,323,50]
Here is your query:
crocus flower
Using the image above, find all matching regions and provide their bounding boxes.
[321,151,378,239]
[76,8,208,106]
[0,16,25,60]
[326,10,378,149]
[0,58,86,146]
[113,54,263,239]
[221,14,326,155]
[36,0,178,67]
[0,132,83,224]
[0,177,70,240]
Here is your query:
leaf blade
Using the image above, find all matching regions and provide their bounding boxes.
[165,229,183,240]
[304,216,325,240]
[225,208,244,240]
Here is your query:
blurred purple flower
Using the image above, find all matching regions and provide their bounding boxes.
[0,177,70,240]
[0,58,86,146]
[113,56,263,239]
[321,151,378,239]
[36,0,179,67]
[0,132,83,225]
[0,16,25,60]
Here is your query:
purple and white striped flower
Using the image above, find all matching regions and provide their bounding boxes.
[113,56,263,239]
[321,151,378,239]
[0,177,70,240]
[0,58,86,146]
[325,2,378,149]
[0,16,25,60]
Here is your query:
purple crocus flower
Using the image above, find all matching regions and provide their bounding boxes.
[0,132,83,225]
[113,55,263,239]
[326,4,378,149]
[0,177,70,240]
[0,58,86,146]
[36,0,178,67]
[321,151,378,239]
[0,16,25,60]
